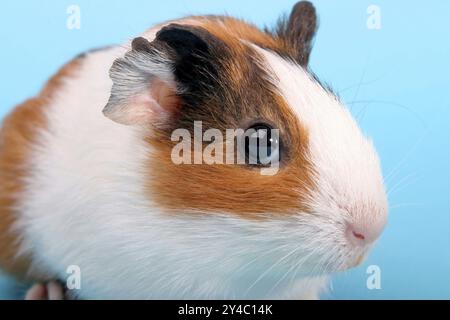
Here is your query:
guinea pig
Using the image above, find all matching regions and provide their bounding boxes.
[0,1,387,299]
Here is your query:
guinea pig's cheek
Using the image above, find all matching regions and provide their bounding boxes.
[141,74,315,217]
[143,140,315,218]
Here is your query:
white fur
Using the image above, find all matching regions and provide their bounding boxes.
[12,24,387,300]
[255,46,388,269]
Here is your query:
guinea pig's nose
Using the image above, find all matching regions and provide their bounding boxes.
[345,220,385,246]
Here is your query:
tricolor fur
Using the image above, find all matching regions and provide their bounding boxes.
[0,2,387,299]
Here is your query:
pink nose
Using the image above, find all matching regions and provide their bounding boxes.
[352,230,365,240]
[346,220,385,246]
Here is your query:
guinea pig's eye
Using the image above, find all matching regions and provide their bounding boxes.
[245,123,280,166]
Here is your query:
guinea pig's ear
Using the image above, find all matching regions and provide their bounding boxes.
[103,36,179,126]
[276,1,318,66]
[103,24,224,127]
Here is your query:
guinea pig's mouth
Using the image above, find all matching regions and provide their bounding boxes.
[275,241,372,278]
[284,223,375,276]
[307,249,370,276]
[329,251,369,274]
[333,238,374,272]
[351,252,368,267]
[289,209,385,275]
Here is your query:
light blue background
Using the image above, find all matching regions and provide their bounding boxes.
[1,0,449,299]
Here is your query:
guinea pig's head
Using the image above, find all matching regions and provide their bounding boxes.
[104,1,387,278]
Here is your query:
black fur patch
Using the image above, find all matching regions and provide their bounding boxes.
[154,25,228,105]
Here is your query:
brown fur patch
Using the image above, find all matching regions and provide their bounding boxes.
[0,58,82,280]
[198,14,316,66]
[144,18,316,218]
[146,108,313,217]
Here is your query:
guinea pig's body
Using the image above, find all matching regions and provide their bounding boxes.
[0,2,388,299]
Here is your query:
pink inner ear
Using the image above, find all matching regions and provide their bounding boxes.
[148,79,181,126]
[105,79,180,126]
[150,79,180,114]
[126,93,166,125]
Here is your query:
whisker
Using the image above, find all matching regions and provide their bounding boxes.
[355,102,370,122]
[244,245,302,296]
[337,73,387,96]
[268,247,319,296]
[387,172,419,197]
[347,99,428,129]
[285,247,320,293]
[348,56,370,112]
[389,202,424,210]
[384,132,427,185]
[266,248,306,296]
[233,243,292,275]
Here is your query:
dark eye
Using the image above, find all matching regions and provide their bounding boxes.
[245,123,280,165]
